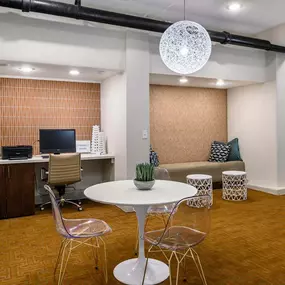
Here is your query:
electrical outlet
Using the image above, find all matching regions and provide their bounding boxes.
[142,130,148,139]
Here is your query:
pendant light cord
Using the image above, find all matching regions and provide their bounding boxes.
[184,0,186,20]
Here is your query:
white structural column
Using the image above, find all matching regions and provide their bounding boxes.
[276,53,285,188]
[101,32,150,180]
[125,32,150,179]
[227,82,278,192]
[101,73,127,180]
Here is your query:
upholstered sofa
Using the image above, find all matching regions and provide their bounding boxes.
[159,161,245,183]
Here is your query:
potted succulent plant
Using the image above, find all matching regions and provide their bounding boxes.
[133,163,155,190]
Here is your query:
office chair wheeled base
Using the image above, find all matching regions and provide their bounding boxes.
[40,198,83,211]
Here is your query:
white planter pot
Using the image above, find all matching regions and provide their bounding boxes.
[133,179,155,190]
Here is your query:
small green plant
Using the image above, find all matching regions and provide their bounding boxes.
[135,163,154,182]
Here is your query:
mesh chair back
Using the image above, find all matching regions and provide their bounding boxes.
[48,153,81,186]
[44,185,70,237]
[154,168,170,180]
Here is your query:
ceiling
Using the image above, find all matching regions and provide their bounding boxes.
[1,0,284,35]
[0,61,254,89]
[0,61,118,82]
[150,74,255,89]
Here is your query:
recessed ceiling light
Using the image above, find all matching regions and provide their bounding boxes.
[227,2,242,11]
[216,79,225,86]
[179,77,188,84]
[69,69,80,76]
[18,67,35,73]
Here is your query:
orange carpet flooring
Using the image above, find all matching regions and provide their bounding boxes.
[1,189,285,285]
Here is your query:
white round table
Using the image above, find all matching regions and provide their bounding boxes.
[84,180,197,285]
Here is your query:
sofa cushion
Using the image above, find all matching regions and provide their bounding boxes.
[208,142,231,162]
[214,138,242,161]
[159,161,245,183]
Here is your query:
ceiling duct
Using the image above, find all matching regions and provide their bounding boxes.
[0,0,285,53]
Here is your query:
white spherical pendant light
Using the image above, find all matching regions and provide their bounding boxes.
[159,21,212,75]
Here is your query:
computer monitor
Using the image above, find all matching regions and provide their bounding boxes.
[39,129,76,154]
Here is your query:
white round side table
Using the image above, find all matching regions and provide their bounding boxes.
[84,180,197,285]
[222,171,247,201]
[186,174,213,207]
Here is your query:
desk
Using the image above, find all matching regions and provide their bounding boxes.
[0,153,114,165]
[85,180,197,285]
[0,154,115,219]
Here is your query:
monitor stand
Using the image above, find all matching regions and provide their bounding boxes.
[41,152,61,159]
[41,155,49,159]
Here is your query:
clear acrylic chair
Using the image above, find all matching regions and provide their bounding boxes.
[142,195,211,285]
[44,185,112,285]
[147,168,175,215]
[135,168,176,254]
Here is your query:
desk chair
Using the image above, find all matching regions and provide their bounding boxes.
[40,153,83,211]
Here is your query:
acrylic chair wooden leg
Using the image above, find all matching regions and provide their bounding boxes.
[58,240,72,285]
[57,240,70,284]
[91,237,99,270]
[176,257,180,285]
[173,251,181,285]
[167,251,175,285]
[103,240,108,283]
[98,237,108,284]
[190,248,207,285]
[54,239,66,279]
[182,250,187,282]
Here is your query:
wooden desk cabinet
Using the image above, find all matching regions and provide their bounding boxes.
[0,164,35,219]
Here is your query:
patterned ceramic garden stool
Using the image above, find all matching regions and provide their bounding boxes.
[186,174,213,207]
[222,171,247,201]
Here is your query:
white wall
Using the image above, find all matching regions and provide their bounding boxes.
[101,73,127,180]
[257,26,285,192]
[276,54,285,187]
[0,13,126,71]
[228,82,278,191]
[150,36,268,82]
[257,23,285,46]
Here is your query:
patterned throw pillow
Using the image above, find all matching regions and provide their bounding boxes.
[208,143,231,162]
[214,138,242,161]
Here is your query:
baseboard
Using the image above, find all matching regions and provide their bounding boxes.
[247,183,285,195]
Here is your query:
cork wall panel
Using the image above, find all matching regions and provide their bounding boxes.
[0,78,100,154]
[150,85,227,164]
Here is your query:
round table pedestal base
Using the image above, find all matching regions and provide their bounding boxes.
[113,258,169,285]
